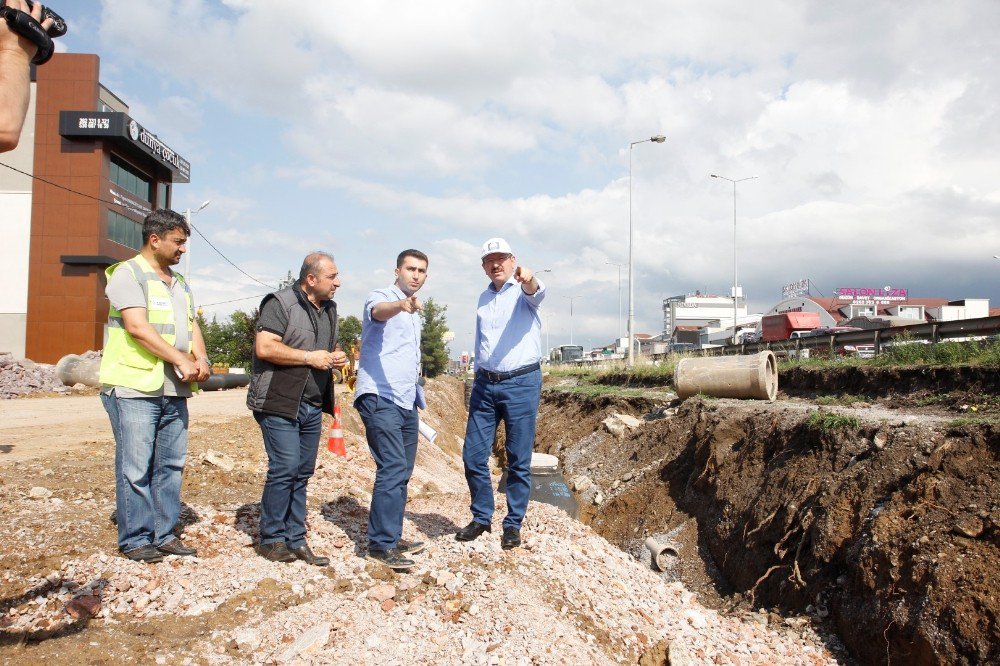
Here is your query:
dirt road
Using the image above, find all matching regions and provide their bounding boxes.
[0,389,252,464]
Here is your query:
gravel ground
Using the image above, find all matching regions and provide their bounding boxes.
[1,381,844,664]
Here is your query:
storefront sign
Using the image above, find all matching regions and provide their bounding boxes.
[836,286,908,304]
[782,278,809,299]
[59,111,191,183]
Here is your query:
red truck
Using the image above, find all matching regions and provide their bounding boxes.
[760,312,821,342]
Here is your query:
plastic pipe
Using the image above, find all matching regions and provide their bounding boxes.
[418,419,437,443]
[674,350,777,401]
[644,537,679,571]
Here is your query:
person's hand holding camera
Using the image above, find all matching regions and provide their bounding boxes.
[1,0,62,65]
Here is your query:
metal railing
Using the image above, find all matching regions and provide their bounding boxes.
[697,315,1000,358]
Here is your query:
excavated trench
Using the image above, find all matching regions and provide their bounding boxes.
[534,367,999,666]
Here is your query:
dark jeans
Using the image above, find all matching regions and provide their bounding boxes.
[254,401,322,548]
[462,368,541,530]
[356,393,419,551]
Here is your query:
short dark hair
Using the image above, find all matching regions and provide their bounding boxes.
[396,249,429,268]
[142,209,189,246]
[299,251,335,282]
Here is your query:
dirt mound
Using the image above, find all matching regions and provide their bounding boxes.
[538,392,999,665]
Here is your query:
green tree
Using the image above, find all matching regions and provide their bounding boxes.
[420,298,449,377]
[196,307,259,370]
[338,315,362,352]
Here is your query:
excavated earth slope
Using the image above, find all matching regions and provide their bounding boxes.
[537,369,999,666]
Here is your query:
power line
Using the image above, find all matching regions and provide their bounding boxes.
[0,160,278,291]
[199,293,269,307]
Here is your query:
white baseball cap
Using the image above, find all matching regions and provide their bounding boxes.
[480,237,513,260]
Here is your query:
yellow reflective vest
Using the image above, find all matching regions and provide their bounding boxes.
[99,254,195,392]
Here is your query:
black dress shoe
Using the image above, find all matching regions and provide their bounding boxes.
[288,544,330,567]
[501,527,521,550]
[122,545,164,563]
[455,520,491,542]
[366,548,415,571]
[157,539,197,557]
[397,540,425,555]
[255,541,297,562]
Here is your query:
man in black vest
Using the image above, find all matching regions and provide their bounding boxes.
[247,252,347,565]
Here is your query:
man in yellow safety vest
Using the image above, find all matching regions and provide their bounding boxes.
[99,209,211,563]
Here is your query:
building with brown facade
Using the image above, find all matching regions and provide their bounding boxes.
[0,53,190,363]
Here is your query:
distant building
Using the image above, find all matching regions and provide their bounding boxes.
[0,54,191,362]
[766,295,990,326]
[662,291,751,340]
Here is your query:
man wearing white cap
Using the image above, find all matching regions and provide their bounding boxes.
[456,238,545,550]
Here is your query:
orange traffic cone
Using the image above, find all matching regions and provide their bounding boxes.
[327,405,346,456]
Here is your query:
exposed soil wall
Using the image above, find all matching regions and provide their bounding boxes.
[537,391,999,665]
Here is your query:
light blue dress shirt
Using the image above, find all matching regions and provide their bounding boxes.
[474,274,546,373]
[354,285,425,410]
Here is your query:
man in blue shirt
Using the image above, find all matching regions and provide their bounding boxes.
[456,238,545,550]
[355,249,430,571]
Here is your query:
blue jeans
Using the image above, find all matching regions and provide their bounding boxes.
[356,393,418,552]
[254,401,322,549]
[102,391,189,552]
[462,368,541,530]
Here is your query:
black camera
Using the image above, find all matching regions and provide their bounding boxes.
[0,0,66,65]
[1,0,66,36]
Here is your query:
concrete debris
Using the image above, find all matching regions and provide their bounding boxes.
[0,353,69,399]
[570,475,593,493]
[614,413,644,429]
[201,449,235,472]
[603,412,645,437]
[602,417,626,438]
[276,622,331,663]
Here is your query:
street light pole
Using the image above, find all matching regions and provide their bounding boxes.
[606,260,625,344]
[183,200,211,286]
[628,134,666,367]
[563,295,580,345]
[710,174,756,343]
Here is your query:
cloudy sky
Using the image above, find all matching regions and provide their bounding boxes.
[50,0,1000,353]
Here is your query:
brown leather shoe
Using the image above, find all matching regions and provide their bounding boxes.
[255,541,297,562]
[288,543,330,567]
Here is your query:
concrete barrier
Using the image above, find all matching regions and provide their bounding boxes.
[674,350,777,401]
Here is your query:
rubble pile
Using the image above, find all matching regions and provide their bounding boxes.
[0,353,68,399]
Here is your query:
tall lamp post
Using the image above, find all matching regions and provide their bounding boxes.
[606,260,625,344]
[710,174,756,343]
[183,200,211,286]
[563,294,581,345]
[627,135,666,366]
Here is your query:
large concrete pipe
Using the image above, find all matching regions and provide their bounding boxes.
[55,353,101,387]
[674,350,777,401]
